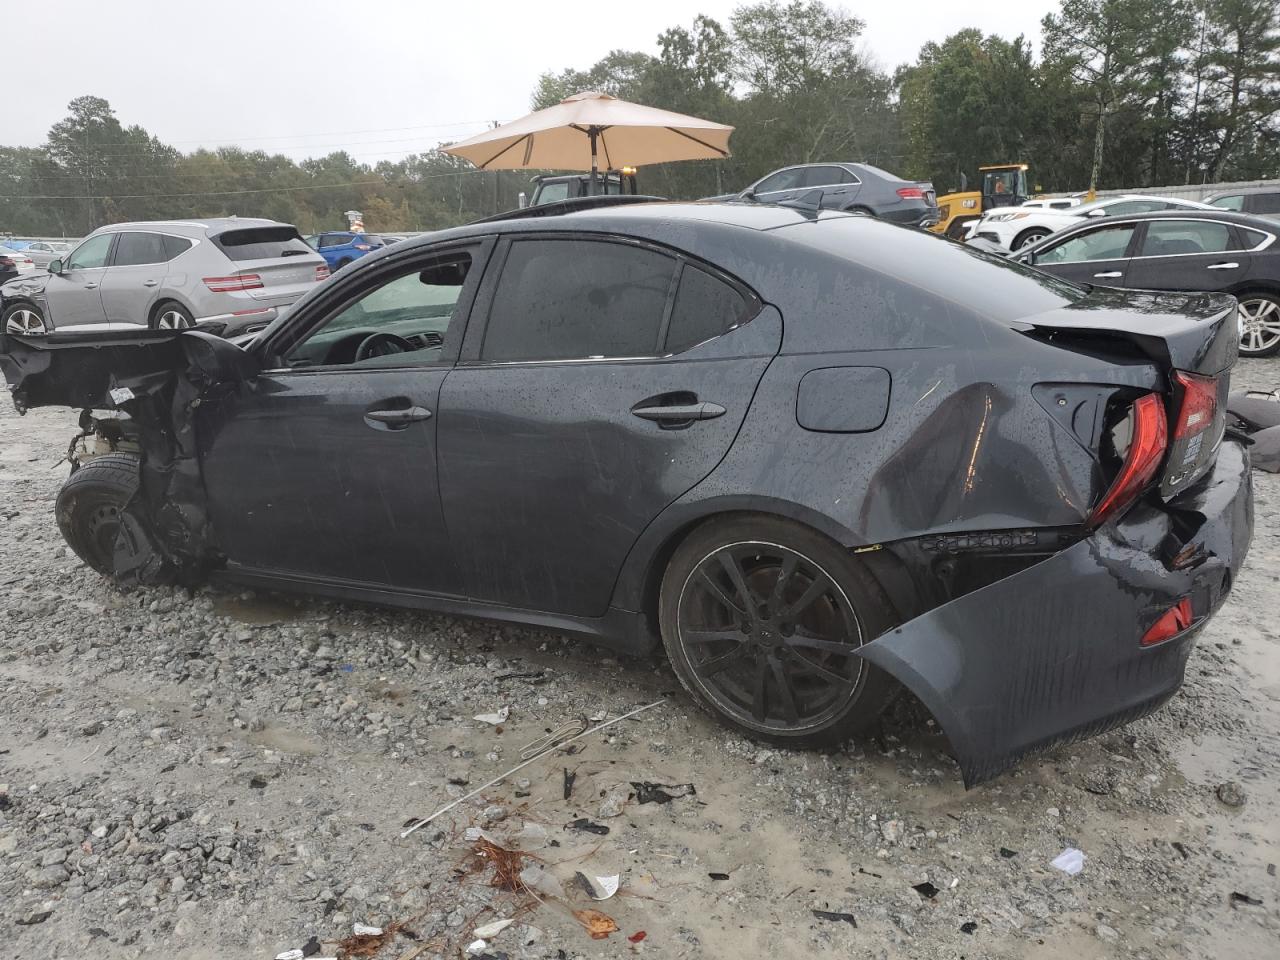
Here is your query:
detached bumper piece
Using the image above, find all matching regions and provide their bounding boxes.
[857,441,1252,786]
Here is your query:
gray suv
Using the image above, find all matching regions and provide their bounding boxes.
[1,219,328,337]
[706,162,940,227]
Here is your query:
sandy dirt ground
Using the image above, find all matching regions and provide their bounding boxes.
[0,359,1277,960]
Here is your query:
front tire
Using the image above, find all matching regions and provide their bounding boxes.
[3,302,47,335]
[659,515,899,747]
[55,454,140,576]
[1237,293,1280,357]
[1013,227,1050,250]
[151,301,193,330]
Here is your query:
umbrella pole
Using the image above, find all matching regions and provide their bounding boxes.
[589,127,598,197]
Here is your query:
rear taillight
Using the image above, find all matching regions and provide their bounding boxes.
[1164,371,1221,494]
[1087,393,1168,529]
[0,257,13,267]
[896,187,926,200]
[315,265,329,282]
[1171,371,1217,440]
[1141,597,1193,646]
[203,274,263,293]
[354,243,372,251]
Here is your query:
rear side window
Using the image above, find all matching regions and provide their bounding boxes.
[665,266,751,353]
[1140,220,1233,256]
[482,239,676,361]
[162,235,192,260]
[1253,192,1280,215]
[113,232,168,266]
[213,226,312,261]
[318,234,350,248]
[1237,227,1271,250]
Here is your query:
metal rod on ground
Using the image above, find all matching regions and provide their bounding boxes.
[399,698,666,839]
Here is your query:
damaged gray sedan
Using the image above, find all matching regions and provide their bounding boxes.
[0,201,1254,786]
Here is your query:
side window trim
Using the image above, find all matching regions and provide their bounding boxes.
[256,237,495,372]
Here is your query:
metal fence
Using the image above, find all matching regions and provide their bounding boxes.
[1044,178,1280,203]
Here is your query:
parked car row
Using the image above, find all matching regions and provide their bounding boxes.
[304,232,404,271]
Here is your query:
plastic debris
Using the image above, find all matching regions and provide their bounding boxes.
[473,706,510,725]
[275,951,303,960]
[598,783,631,818]
[519,863,565,899]
[301,937,322,958]
[960,921,978,934]
[465,939,488,956]
[1050,848,1086,875]
[575,872,620,900]
[352,923,383,937]
[628,931,647,943]
[464,826,501,844]
[912,881,939,899]
[631,781,696,804]
[563,767,577,800]
[568,817,610,836]
[573,908,619,940]
[812,909,857,927]
[999,847,1018,858]
[473,918,515,939]
[1229,891,1263,909]
[708,872,731,881]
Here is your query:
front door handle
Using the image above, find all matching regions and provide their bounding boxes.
[364,406,432,426]
[631,401,726,425]
[83,282,99,289]
[143,279,159,287]
[1093,271,1123,279]
[1207,262,1240,270]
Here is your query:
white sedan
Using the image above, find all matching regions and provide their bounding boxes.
[965,194,1213,250]
[0,245,36,275]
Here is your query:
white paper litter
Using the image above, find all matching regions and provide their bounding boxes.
[464,826,502,845]
[352,923,383,936]
[1050,847,1086,875]
[465,939,488,955]
[576,871,620,900]
[473,706,510,724]
[109,387,135,405]
[274,951,303,960]
[474,918,514,939]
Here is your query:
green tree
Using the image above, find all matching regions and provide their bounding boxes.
[1199,0,1280,180]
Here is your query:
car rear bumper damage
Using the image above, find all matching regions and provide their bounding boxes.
[857,439,1253,786]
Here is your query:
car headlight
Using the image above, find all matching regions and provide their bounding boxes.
[987,212,1030,223]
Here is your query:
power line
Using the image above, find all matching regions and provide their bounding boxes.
[55,120,495,149]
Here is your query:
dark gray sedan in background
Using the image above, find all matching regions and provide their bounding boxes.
[0,200,1251,785]
[706,162,939,226]
[1004,209,1280,356]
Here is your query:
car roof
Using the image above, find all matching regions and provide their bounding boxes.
[94,217,290,236]
[1205,185,1280,197]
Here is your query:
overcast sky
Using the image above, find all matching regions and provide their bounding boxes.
[14,0,1058,164]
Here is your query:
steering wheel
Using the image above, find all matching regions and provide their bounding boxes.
[354,332,416,363]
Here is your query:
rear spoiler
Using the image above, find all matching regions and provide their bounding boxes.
[1012,289,1238,376]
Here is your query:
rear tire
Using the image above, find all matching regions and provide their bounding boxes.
[56,454,140,576]
[1237,292,1280,358]
[151,301,193,330]
[658,514,899,748]
[336,258,352,270]
[1012,227,1051,250]
[3,302,47,335]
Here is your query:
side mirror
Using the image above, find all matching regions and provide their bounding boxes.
[740,187,757,202]
[47,259,62,274]
[180,330,260,383]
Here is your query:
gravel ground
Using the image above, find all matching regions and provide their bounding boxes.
[1,360,1278,960]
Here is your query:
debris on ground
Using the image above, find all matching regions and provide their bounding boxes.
[912,881,939,899]
[630,781,697,804]
[473,706,510,725]
[568,818,610,836]
[960,921,978,934]
[628,930,648,943]
[1050,848,1086,876]
[572,908,619,940]
[998,847,1018,858]
[1229,892,1263,909]
[1216,780,1247,807]
[473,918,514,939]
[574,872,620,900]
[598,783,631,818]
[812,909,858,927]
[563,767,576,800]
[708,872,731,881]
[518,863,565,900]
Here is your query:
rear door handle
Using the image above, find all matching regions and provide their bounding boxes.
[1093,271,1123,279]
[143,279,159,287]
[631,401,726,425]
[83,282,99,289]
[364,406,432,425]
[1207,262,1240,270]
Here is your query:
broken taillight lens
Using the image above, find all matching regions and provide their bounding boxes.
[1087,393,1168,529]
[315,265,329,282]
[1141,597,1193,646]
[1171,371,1217,440]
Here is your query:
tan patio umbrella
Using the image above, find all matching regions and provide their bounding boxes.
[442,91,732,189]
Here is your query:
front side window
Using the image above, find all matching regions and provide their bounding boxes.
[756,168,806,193]
[535,182,570,204]
[481,239,676,362]
[1209,194,1244,211]
[284,252,473,369]
[66,234,113,270]
[1139,221,1233,257]
[113,232,168,266]
[1036,224,1137,264]
[318,234,351,249]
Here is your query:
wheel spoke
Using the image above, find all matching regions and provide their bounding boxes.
[751,656,767,721]
[768,656,800,722]
[716,551,758,616]
[683,628,744,646]
[769,554,798,607]
[790,652,855,686]
[697,646,747,677]
[698,569,747,618]
[779,573,832,620]
[787,629,855,656]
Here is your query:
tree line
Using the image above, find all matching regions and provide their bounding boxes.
[1,0,1276,238]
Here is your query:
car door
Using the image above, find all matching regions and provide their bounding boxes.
[1025,221,1141,287]
[99,231,169,324]
[44,233,113,327]
[195,240,492,595]
[1124,219,1251,293]
[436,234,781,618]
[751,167,807,204]
[803,165,861,209]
